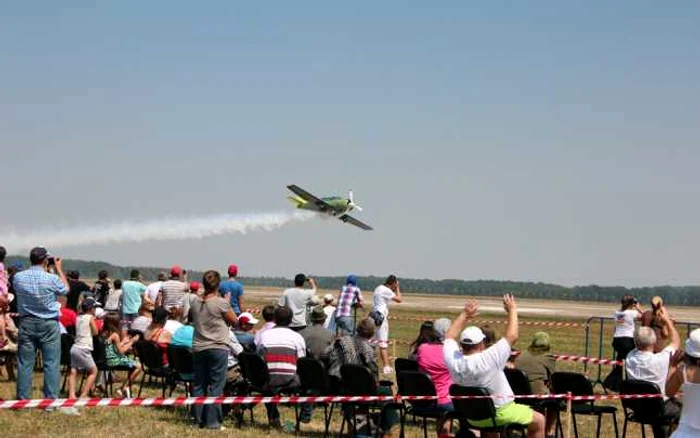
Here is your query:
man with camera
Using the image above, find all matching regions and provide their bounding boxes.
[278,273,320,332]
[12,247,70,403]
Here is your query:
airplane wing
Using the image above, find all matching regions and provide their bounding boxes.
[287,184,333,212]
[339,214,373,231]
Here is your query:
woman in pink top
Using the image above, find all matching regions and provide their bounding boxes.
[415,318,454,435]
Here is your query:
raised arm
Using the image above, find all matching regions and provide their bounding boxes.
[392,280,403,303]
[503,294,519,346]
[445,301,479,342]
[658,306,680,351]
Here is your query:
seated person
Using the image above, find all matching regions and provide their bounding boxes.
[171,324,194,349]
[234,312,258,351]
[416,318,454,436]
[328,318,400,438]
[144,307,172,366]
[408,321,437,360]
[300,307,333,362]
[257,306,310,426]
[443,297,545,438]
[164,307,184,335]
[129,302,154,334]
[515,332,556,436]
[626,305,682,438]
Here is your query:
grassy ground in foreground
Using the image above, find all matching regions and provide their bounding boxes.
[0,298,644,437]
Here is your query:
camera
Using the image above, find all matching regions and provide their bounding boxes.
[47,257,56,266]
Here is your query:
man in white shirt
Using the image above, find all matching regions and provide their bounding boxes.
[372,275,402,375]
[277,273,320,332]
[144,272,166,305]
[443,295,545,438]
[625,305,682,438]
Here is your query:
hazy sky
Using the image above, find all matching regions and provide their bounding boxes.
[2,2,700,287]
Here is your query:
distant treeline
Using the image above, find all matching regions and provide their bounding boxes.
[6,256,700,306]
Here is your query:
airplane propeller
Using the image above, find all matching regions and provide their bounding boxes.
[348,189,363,212]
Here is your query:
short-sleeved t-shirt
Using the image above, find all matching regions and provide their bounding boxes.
[278,288,318,328]
[417,343,453,404]
[121,280,147,315]
[160,280,189,310]
[626,346,676,398]
[372,285,395,316]
[614,310,639,338]
[67,280,91,311]
[144,281,162,304]
[219,279,244,315]
[443,338,514,407]
[189,296,232,352]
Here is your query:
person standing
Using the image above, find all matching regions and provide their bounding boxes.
[372,275,402,375]
[12,247,69,403]
[189,270,238,430]
[68,298,99,400]
[606,294,643,391]
[334,275,364,336]
[219,264,244,316]
[91,270,110,308]
[66,270,90,312]
[121,270,147,328]
[321,294,336,332]
[278,273,320,332]
[104,279,123,313]
[157,265,189,314]
[144,272,166,305]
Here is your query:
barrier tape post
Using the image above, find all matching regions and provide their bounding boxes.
[564,391,572,438]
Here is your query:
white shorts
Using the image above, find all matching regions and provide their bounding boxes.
[374,318,389,349]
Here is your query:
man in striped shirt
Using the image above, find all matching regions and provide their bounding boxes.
[157,265,189,314]
[257,306,309,426]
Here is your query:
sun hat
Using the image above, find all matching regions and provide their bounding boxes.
[529,332,551,352]
[459,326,486,345]
[310,306,327,324]
[323,293,334,304]
[686,328,700,358]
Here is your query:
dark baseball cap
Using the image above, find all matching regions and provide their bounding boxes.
[29,247,51,264]
[81,298,101,312]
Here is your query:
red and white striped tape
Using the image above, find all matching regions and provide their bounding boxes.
[0,393,661,410]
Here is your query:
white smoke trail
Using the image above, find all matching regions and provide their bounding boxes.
[0,211,318,251]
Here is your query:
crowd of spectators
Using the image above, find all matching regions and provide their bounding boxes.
[1,245,699,438]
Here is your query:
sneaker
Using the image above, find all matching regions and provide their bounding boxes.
[59,407,80,416]
[382,366,394,375]
[123,388,132,399]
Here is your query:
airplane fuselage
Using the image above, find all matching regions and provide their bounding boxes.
[288,195,352,215]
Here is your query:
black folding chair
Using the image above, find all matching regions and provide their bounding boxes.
[620,380,676,438]
[397,371,451,438]
[394,358,419,374]
[297,357,335,436]
[166,345,194,397]
[238,351,298,427]
[60,334,74,394]
[450,384,527,437]
[133,340,170,398]
[505,368,563,437]
[340,364,403,438]
[92,335,134,397]
[551,371,619,438]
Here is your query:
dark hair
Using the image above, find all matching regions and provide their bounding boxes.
[385,275,398,286]
[481,325,497,348]
[357,318,376,339]
[294,273,306,287]
[98,269,108,280]
[113,279,122,289]
[67,270,79,280]
[409,321,441,354]
[274,306,293,327]
[152,307,168,325]
[130,269,140,280]
[0,246,5,263]
[685,354,700,367]
[621,294,636,311]
[103,313,122,336]
[202,270,221,293]
[157,272,167,282]
[262,305,276,322]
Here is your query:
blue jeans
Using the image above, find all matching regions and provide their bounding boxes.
[335,315,355,336]
[192,348,228,429]
[17,317,61,400]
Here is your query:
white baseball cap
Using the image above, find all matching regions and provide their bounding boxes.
[686,328,700,358]
[238,312,259,325]
[460,326,486,345]
[323,294,334,303]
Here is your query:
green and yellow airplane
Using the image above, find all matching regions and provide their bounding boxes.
[287,184,373,231]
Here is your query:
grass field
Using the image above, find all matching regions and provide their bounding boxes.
[0,295,659,437]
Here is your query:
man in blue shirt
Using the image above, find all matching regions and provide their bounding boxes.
[13,247,69,402]
[219,264,244,315]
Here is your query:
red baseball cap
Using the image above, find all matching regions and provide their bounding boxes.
[189,281,200,292]
[171,265,182,277]
[228,264,239,277]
